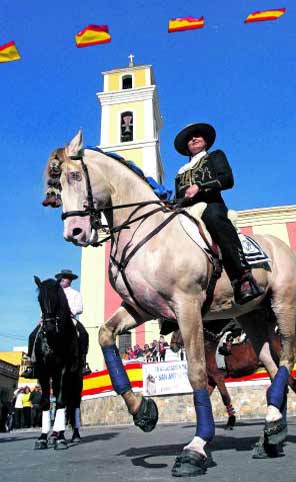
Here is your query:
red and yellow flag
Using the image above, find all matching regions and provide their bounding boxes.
[75,24,111,48]
[244,8,286,24]
[168,16,205,33]
[0,41,21,63]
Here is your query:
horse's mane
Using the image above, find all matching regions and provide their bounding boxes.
[45,145,158,197]
[85,147,161,200]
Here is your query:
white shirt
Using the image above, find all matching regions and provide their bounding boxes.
[14,392,24,409]
[63,286,83,317]
[177,150,207,174]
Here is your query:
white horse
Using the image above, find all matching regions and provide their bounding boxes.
[42,131,296,476]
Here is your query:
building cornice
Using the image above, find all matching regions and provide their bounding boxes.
[97,85,156,105]
[99,140,164,177]
[237,205,296,227]
[99,139,160,152]
[102,65,152,75]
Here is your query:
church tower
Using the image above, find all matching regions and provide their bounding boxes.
[80,57,164,370]
[98,54,163,181]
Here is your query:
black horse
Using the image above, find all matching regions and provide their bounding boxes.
[34,276,80,449]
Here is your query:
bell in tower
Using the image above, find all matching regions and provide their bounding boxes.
[121,111,133,142]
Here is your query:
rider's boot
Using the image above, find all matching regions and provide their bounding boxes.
[232,271,264,305]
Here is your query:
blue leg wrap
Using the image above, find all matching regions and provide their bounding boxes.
[281,389,288,423]
[194,389,215,442]
[267,366,289,410]
[102,345,131,395]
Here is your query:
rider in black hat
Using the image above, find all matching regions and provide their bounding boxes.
[174,122,263,305]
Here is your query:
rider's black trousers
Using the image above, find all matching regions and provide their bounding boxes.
[202,201,247,281]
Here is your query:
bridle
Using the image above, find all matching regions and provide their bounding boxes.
[41,314,61,335]
[61,154,103,232]
[59,152,176,246]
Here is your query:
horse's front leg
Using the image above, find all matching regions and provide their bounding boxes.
[51,368,68,450]
[172,297,214,477]
[34,375,51,450]
[99,303,158,432]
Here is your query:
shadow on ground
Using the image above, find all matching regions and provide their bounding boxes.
[117,433,296,469]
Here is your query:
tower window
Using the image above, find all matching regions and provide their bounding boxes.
[121,111,133,142]
[122,75,133,90]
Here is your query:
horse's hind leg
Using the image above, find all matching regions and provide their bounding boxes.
[99,303,158,432]
[238,310,279,380]
[262,285,296,444]
[51,368,68,449]
[215,377,236,430]
[68,370,83,443]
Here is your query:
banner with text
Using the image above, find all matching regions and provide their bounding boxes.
[142,361,192,396]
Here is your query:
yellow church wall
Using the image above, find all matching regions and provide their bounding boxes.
[134,70,147,88]
[106,69,148,92]
[80,246,106,372]
[108,102,145,145]
[252,223,290,246]
[117,149,144,169]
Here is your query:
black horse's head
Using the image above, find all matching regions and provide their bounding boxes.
[34,276,71,320]
[34,276,73,349]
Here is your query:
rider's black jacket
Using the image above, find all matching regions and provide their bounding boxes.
[175,149,234,205]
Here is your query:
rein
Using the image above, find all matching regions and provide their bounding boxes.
[61,154,175,246]
[56,151,221,318]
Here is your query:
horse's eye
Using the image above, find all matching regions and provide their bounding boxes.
[68,171,82,182]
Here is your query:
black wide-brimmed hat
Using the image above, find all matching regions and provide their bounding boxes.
[55,269,78,281]
[174,123,216,155]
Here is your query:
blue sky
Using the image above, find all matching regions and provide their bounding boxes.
[1,1,295,350]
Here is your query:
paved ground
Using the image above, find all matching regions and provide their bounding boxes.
[1,418,296,482]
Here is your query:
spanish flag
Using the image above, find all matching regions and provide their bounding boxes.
[244,8,286,24]
[75,24,111,48]
[0,41,21,63]
[168,16,205,33]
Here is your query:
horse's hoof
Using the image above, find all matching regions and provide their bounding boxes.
[34,439,48,450]
[71,435,81,444]
[54,439,68,450]
[172,449,210,477]
[224,415,236,430]
[133,397,158,432]
[264,419,287,445]
[252,437,285,459]
[47,437,57,449]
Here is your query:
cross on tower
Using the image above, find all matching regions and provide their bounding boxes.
[128,54,135,67]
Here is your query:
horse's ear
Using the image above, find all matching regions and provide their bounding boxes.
[34,276,42,287]
[65,130,83,157]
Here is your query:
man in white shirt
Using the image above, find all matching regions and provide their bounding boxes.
[54,269,83,318]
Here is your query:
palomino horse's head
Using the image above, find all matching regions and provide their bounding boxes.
[43,131,111,246]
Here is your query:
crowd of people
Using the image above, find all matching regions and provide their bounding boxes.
[0,385,58,432]
[0,385,42,431]
[121,335,170,362]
